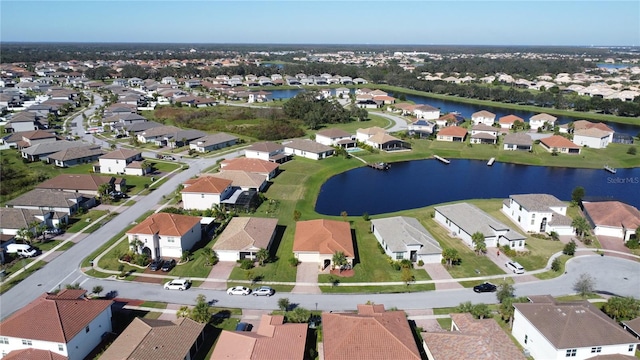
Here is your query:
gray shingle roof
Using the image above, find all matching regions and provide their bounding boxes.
[0,208,43,230]
[503,133,533,146]
[510,194,566,212]
[371,216,442,255]
[48,145,104,161]
[435,202,525,239]
[192,132,238,147]
[21,140,88,157]
[284,139,334,154]
[6,189,83,209]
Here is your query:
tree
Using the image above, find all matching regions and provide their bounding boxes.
[92,285,103,297]
[202,248,218,266]
[340,211,348,221]
[499,296,529,328]
[401,267,414,285]
[65,282,83,290]
[277,297,290,312]
[573,273,595,298]
[471,232,486,255]
[97,183,111,198]
[255,248,269,267]
[292,210,301,222]
[602,297,640,322]
[35,222,47,242]
[130,238,144,254]
[496,282,515,303]
[286,307,311,323]
[17,227,35,245]
[332,251,348,270]
[471,303,491,319]
[563,240,577,256]
[571,216,590,239]
[551,257,561,272]
[571,186,585,205]
[176,294,211,323]
[442,248,460,268]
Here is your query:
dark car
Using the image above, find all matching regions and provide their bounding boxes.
[235,322,253,331]
[473,282,497,293]
[161,259,176,272]
[149,259,164,271]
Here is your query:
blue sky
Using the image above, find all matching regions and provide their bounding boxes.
[1,1,638,46]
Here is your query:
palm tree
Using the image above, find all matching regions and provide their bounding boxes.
[332,251,348,270]
[471,232,487,255]
[571,216,590,239]
[35,223,47,243]
[255,248,269,267]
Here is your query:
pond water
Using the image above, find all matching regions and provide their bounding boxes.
[314,159,640,216]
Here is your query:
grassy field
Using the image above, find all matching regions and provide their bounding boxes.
[66,210,109,233]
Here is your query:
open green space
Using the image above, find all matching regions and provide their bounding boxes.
[66,210,109,233]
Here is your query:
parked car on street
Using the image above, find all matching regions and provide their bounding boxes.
[252,286,275,296]
[163,278,190,291]
[149,259,164,271]
[473,282,497,293]
[161,259,176,272]
[227,286,251,296]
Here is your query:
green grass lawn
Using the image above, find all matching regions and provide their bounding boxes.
[66,210,109,233]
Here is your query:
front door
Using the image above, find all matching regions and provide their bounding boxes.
[410,251,417,262]
[540,218,547,233]
[323,259,331,270]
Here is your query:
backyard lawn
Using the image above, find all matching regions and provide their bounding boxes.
[66,210,109,233]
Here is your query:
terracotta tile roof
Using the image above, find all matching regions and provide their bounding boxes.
[3,349,68,360]
[99,317,205,360]
[322,304,421,360]
[220,158,278,175]
[0,290,112,343]
[438,113,464,123]
[540,135,580,149]
[127,213,201,237]
[498,114,524,124]
[472,110,495,119]
[437,126,467,137]
[23,129,58,140]
[316,128,352,138]
[36,174,115,192]
[293,219,354,257]
[573,120,614,133]
[530,113,557,122]
[213,217,278,252]
[422,313,526,360]
[211,315,307,360]
[583,201,640,229]
[99,148,141,160]
[513,301,638,349]
[367,132,402,145]
[181,176,232,194]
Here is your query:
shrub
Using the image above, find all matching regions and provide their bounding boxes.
[239,259,254,270]
[288,257,299,267]
[377,242,386,254]
[134,254,149,267]
[399,259,413,269]
[627,147,637,155]
[563,240,577,256]
[117,264,125,272]
[417,260,424,266]
[625,237,640,250]
[551,258,561,272]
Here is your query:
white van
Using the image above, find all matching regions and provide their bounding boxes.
[6,244,38,258]
[506,261,525,274]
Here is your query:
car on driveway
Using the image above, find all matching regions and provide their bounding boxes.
[161,259,176,272]
[44,228,64,236]
[164,278,190,291]
[473,282,497,293]
[149,259,164,271]
[235,322,253,331]
[252,286,275,296]
[227,286,251,296]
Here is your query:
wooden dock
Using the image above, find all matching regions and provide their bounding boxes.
[368,162,390,170]
[487,158,495,166]
[604,165,617,174]
[434,155,450,164]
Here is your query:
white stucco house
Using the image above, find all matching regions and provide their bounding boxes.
[356,126,386,143]
[434,202,527,251]
[0,289,113,360]
[583,201,640,242]
[529,113,557,130]
[243,141,289,163]
[181,176,234,210]
[283,139,335,160]
[413,104,440,120]
[370,216,442,264]
[126,212,201,259]
[98,148,143,175]
[512,297,639,360]
[471,110,496,126]
[212,217,278,262]
[573,128,612,149]
[502,194,574,236]
[315,128,355,148]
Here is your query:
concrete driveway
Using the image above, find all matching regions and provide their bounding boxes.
[199,261,236,290]
[291,262,320,294]
[421,263,462,290]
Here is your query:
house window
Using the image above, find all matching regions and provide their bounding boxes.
[519,205,522,211]
[58,344,64,351]
[518,216,521,222]
[591,347,601,353]
[167,237,175,243]
[395,253,403,260]
[0,337,8,344]
[566,349,577,357]
[201,194,204,198]
[519,241,523,247]
[532,213,535,219]
[524,335,528,344]
[531,219,535,225]
[22,339,32,346]
[85,326,90,333]
[630,345,636,352]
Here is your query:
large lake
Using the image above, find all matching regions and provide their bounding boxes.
[269,89,640,135]
[314,159,640,216]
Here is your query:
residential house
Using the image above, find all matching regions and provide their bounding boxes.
[210,170,268,192]
[184,79,201,88]
[366,132,409,151]
[322,304,421,360]
[36,174,125,196]
[471,110,496,126]
[573,120,615,144]
[394,103,417,116]
[408,119,437,138]
[3,129,57,149]
[583,201,640,242]
[356,99,381,109]
[435,113,464,128]
[498,115,524,129]
[355,126,387,143]
[212,217,278,261]
[503,133,533,151]
[97,148,143,175]
[99,317,206,360]
[244,141,288,163]
[189,132,238,153]
[115,120,163,137]
[21,140,89,162]
[434,202,527,250]
[623,317,640,340]
[6,189,91,216]
[293,219,354,270]
[573,128,612,149]
[539,135,581,154]
[137,126,207,148]
[315,128,355,148]
[335,87,350,98]
[0,290,113,360]
[220,157,279,180]
[247,91,271,103]
[0,208,59,237]
[502,194,574,235]
[126,212,201,259]
[422,313,526,360]
[436,126,467,142]
[5,112,38,132]
[512,297,639,360]
[48,145,104,167]
[181,176,234,210]
[211,315,307,360]
[470,124,498,144]
[413,104,440,120]
[370,216,442,263]
[283,139,335,160]
[529,113,557,130]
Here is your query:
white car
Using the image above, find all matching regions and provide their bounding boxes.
[227,286,251,296]
[164,279,190,291]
